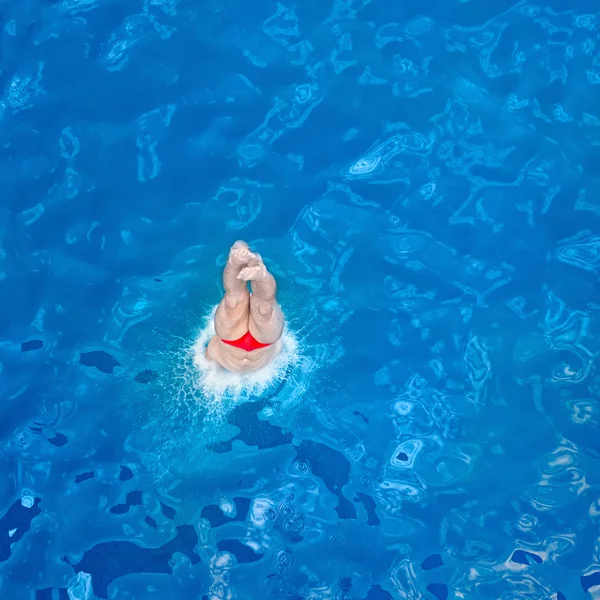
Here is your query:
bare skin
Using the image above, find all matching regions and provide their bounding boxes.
[206,241,284,373]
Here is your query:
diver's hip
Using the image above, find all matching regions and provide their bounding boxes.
[209,337,282,372]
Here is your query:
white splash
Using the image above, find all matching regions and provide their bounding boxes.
[173,307,299,421]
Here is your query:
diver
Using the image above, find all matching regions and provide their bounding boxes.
[206,241,284,373]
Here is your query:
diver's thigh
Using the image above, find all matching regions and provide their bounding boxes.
[248,300,284,344]
[214,296,249,340]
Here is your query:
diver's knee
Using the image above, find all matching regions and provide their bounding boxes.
[225,292,245,309]
[257,300,273,316]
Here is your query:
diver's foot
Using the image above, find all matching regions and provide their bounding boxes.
[228,241,257,268]
[236,261,267,281]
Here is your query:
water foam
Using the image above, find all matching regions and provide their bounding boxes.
[172,307,300,421]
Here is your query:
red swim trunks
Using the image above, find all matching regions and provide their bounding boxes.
[221,331,272,352]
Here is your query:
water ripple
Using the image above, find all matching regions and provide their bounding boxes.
[3,0,599,596]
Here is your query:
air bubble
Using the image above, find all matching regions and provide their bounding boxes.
[15,432,30,448]
[295,84,312,103]
[293,459,309,474]
[393,400,413,415]
[21,495,34,508]
[264,508,277,521]
[275,548,294,573]
[265,573,283,595]
[347,155,381,177]
[420,182,436,200]
[278,512,305,538]
[265,574,297,598]
[278,503,295,519]
[518,514,537,531]
[214,488,227,502]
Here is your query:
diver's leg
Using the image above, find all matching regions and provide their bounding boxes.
[213,241,252,340]
[238,256,284,344]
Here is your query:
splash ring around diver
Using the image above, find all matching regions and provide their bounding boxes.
[170,307,299,421]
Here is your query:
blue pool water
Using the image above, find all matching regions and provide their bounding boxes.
[1,0,600,598]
